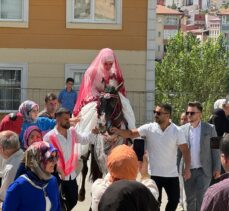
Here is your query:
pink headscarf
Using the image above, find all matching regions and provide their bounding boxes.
[23,125,42,149]
[73,48,126,117]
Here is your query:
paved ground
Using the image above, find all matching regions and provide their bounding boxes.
[73,174,168,211]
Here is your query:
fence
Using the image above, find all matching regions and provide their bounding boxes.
[1,87,223,125]
[0,88,149,126]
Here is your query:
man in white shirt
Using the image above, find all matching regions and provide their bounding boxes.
[43,107,97,211]
[181,101,221,211]
[111,103,191,211]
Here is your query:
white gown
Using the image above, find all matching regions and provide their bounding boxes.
[75,92,136,174]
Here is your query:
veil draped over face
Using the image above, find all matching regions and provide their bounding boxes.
[73,48,126,117]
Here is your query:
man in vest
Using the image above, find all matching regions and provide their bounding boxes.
[43,107,97,211]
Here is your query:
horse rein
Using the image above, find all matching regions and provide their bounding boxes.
[99,92,123,133]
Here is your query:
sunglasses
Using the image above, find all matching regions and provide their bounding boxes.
[185,111,200,116]
[47,155,58,163]
[153,110,169,116]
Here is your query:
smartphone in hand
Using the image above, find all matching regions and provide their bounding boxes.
[133,138,145,161]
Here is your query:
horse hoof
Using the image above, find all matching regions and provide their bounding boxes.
[78,190,85,202]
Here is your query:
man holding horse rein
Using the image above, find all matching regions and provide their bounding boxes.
[111,103,191,211]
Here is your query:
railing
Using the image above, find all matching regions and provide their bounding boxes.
[0,88,149,126]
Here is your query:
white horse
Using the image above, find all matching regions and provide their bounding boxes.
[76,84,136,201]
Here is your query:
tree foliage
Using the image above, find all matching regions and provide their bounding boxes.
[156,33,229,123]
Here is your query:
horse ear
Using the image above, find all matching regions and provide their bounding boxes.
[115,82,124,92]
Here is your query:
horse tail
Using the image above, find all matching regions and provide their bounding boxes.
[89,144,103,182]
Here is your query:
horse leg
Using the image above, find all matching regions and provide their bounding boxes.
[78,151,90,202]
[90,144,103,182]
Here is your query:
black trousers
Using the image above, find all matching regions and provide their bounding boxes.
[61,178,78,211]
[151,176,180,211]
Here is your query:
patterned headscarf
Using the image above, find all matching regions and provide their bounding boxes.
[73,48,126,117]
[23,126,42,149]
[24,142,58,180]
[107,144,138,181]
[19,100,39,123]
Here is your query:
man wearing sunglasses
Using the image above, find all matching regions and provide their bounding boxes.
[111,103,191,211]
[180,101,221,211]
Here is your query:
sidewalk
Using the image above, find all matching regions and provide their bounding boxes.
[73,174,168,211]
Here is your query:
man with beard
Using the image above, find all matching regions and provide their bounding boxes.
[111,103,191,211]
[43,107,97,211]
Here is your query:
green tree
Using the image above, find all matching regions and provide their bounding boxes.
[156,33,229,123]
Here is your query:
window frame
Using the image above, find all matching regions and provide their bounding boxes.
[0,63,28,113]
[66,0,122,30]
[0,0,29,28]
[65,64,89,91]
[165,16,178,25]
[222,16,229,25]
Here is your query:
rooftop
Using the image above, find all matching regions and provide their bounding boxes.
[218,8,229,15]
[156,5,182,15]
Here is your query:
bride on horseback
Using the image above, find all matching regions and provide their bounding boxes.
[73,48,136,138]
[74,48,138,201]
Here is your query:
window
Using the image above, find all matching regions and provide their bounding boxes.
[158,31,161,37]
[65,64,89,91]
[66,0,122,29]
[0,64,28,112]
[158,45,160,51]
[0,0,28,28]
[222,16,229,25]
[163,29,178,39]
[165,16,178,25]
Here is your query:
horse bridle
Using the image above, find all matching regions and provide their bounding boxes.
[98,92,122,133]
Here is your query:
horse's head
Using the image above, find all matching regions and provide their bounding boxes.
[97,83,124,134]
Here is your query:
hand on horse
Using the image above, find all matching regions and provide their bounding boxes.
[103,133,119,143]
[110,127,120,135]
[92,127,100,135]
[70,116,81,126]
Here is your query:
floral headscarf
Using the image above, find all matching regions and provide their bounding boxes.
[23,125,42,149]
[19,100,39,123]
[24,142,58,180]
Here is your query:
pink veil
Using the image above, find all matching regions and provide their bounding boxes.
[73,48,126,117]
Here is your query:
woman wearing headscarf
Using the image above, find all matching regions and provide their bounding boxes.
[91,145,159,211]
[23,125,43,150]
[73,48,136,132]
[14,126,43,180]
[19,100,56,146]
[72,48,138,174]
[98,180,160,211]
[3,142,61,211]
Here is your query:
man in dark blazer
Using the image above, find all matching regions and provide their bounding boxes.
[209,98,229,137]
[181,101,221,211]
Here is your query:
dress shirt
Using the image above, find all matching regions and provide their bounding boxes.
[44,127,96,181]
[189,122,202,169]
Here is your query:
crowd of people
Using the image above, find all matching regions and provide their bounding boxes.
[0,48,228,211]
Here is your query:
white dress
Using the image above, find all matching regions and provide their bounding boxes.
[75,91,136,174]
